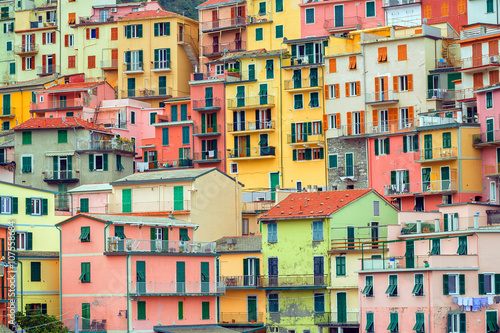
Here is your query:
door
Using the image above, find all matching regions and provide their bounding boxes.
[347,226,355,249]
[441,166,450,191]
[82,303,90,330]
[127,78,135,97]
[487,118,494,142]
[268,258,278,286]
[313,256,324,285]
[233,110,245,131]
[212,10,218,28]
[115,226,125,252]
[247,296,257,322]
[405,240,414,269]
[379,110,388,132]
[248,64,255,80]
[334,5,344,27]
[270,172,279,200]
[337,292,347,323]
[472,42,482,67]
[371,222,379,248]
[177,261,185,293]
[424,134,433,159]
[136,261,146,293]
[422,168,431,192]
[212,36,219,53]
[244,258,259,286]
[201,262,210,292]
[235,32,241,50]
[59,156,68,179]
[379,77,386,101]
[173,186,184,211]
[47,54,54,73]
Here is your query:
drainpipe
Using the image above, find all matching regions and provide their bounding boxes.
[56,225,62,317]
[361,42,369,188]
[279,48,284,186]
[320,62,327,188]
[126,254,130,333]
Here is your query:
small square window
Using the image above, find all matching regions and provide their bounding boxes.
[230,163,238,174]
[0,196,12,214]
[30,198,42,216]
[17,232,27,250]
[305,8,315,24]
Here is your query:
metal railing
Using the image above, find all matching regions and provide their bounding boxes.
[228,146,276,158]
[31,98,84,110]
[36,65,59,75]
[30,20,57,29]
[130,281,224,294]
[79,16,116,24]
[143,158,193,169]
[362,255,431,270]
[65,318,107,332]
[107,199,191,213]
[314,311,359,325]
[100,59,118,69]
[281,54,324,67]
[202,41,246,55]
[473,131,500,145]
[219,312,264,324]
[284,78,321,90]
[419,113,477,126]
[384,179,458,195]
[227,120,275,132]
[122,87,171,98]
[14,44,39,54]
[455,88,474,100]
[107,238,215,254]
[193,151,222,162]
[415,146,458,161]
[75,139,134,152]
[152,60,171,70]
[330,237,387,250]
[259,274,327,287]
[193,124,222,135]
[455,54,500,70]
[218,275,260,288]
[323,16,361,30]
[227,95,275,108]
[287,133,324,144]
[123,62,144,72]
[337,118,418,137]
[1,106,13,116]
[383,0,421,6]
[427,89,455,102]
[192,97,222,109]
[485,164,500,176]
[43,169,78,181]
[365,90,399,104]
[242,200,275,212]
[201,17,249,31]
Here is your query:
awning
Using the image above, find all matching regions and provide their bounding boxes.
[46,151,75,157]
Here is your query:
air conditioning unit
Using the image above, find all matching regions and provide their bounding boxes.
[111,7,117,13]
[491,56,499,64]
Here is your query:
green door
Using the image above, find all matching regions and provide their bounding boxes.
[248,64,255,80]
[205,87,213,107]
[82,303,90,330]
[127,78,135,97]
[309,68,318,87]
[405,240,414,269]
[177,261,185,293]
[337,292,346,323]
[269,172,279,200]
[422,168,431,192]
[247,295,257,322]
[173,186,184,211]
[424,134,433,159]
[347,226,355,249]
[441,166,450,191]
[487,118,494,142]
[3,94,10,115]
[201,262,210,293]
[122,189,132,213]
[259,84,268,105]
[237,86,245,107]
[136,261,146,293]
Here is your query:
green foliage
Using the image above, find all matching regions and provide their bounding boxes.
[15,307,69,333]
[117,0,203,20]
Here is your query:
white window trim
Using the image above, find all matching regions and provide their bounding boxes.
[31,197,42,216]
[365,0,376,18]
[229,162,238,174]
[309,92,319,108]
[349,81,357,96]
[377,138,387,155]
[328,114,338,129]
[305,7,315,24]
[484,272,495,294]
[294,93,304,110]
[296,148,306,161]
[490,181,497,203]
[94,154,104,171]
[68,34,74,47]
[26,57,33,70]
[373,200,380,216]
[328,85,335,99]
[149,112,157,125]
[215,64,224,75]
[21,154,34,174]
[0,196,12,215]
[365,275,374,297]
[447,273,460,295]
[17,231,27,250]
[39,95,44,103]
[399,75,408,91]
[487,92,494,109]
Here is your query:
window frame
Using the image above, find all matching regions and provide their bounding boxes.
[335,256,346,277]
[309,92,319,108]
[20,154,33,173]
[486,91,494,109]
[365,1,376,18]
[399,75,409,91]
[305,7,315,24]
[16,232,27,250]
[31,198,42,216]
[386,274,398,297]
[94,154,104,172]
[447,273,460,295]
[412,273,424,296]
[313,293,325,312]
[0,196,12,215]
[362,275,374,297]
[373,200,380,216]
[255,27,264,41]
[267,222,278,243]
[268,293,279,312]
[312,220,323,241]
[349,81,357,96]
[293,94,304,110]
[229,163,238,174]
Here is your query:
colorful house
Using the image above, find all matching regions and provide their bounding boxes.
[0,0,16,86]
[68,183,112,215]
[216,235,266,330]
[0,130,14,182]
[58,213,223,333]
[258,189,398,333]
[0,220,13,328]
[0,181,63,317]
[467,0,498,25]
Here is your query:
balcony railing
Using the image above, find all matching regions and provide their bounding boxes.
[383,0,421,6]
[219,312,264,324]
[384,179,458,196]
[287,133,324,144]
[1,106,14,117]
[36,65,59,76]
[55,193,70,211]
[284,78,321,90]
[0,11,14,20]
[192,98,222,110]
[281,54,324,67]
[123,87,171,98]
[201,17,249,31]
[362,253,477,271]
[330,237,387,251]
[14,44,39,55]
[79,16,116,24]
[107,238,215,254]
[427,89,455,102]
[314,311,359,325]
[130,281,225,295]
[31,98,84,111]
[473,131,500,146]
[455,54,500,70]
[419,112,477,126]
[218,275,260,288]
[142,158,193,169]
[227,95,275,109]
[415,146,458,161]
[100,59,118,70]
[336,118,418,137]
[227,120,275,132]
[30,20,57,29]
[323,16,362,31]
[193,124,222,135]
[485,164,500,176]
[43,169,79,181]
[76,139,134,152]
[242,200,275,212]
[259,274,328,288]
[152,60,171,71]
[193,151,222,162]
[108,198,191,213]
[365,90,399,104]
[66,317,107,332]
[203,41,246,55]
[455,88,474,100]
[228,146,276,158]
[123,62,144,73]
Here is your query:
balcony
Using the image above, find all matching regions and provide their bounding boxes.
[484,164,500,177]
[0,11,14,20]
[66,317,107,332]
[281,54,324,67]
[129,281,225,296]
[384,179,458,196]
[365,90,399,105]
[0,107,15,119]
[219,312,264,325]
[337,118,418,138]
[193,151,222,163]
[202,41,246,56]
[76,139,134,153]
[201,17,249,32]
[323,16,362,32]
[107,238,214,254]
[455,88,474,101]
[100,59,118,71]
[218,275,260,288]
[228,146,276,159]
[151,60,171,72]
[142,158,194,170]
[192,98,222,111]
[314,312,359,326]
[193,125,222,136]
[284,78,321,91]
[14,44,39,55]
[258,274,327,288]
[418,110,477,127]
[361,253,478,271]
[227,121,275,133]
[227,95,275,109]
[287,133,324,144]
[242,200,275,212]
[455,54,500,72]
[36,64,59,76]
[427,89,456,103]
[79,15,116,25]
[43,169,79,183]
[472,131,500,147]
[122,88,171,99]
[383,0,421,6]
[414,146,458,162]
[123,62,144,74]
[30,98,85,111]
[30,20,57,29]
[330,237,387,251]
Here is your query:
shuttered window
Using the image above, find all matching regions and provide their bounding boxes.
[31,262,41,282]
[137,301,146,320]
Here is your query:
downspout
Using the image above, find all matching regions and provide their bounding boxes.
[279,50,284,186]
[56,225,62,317]
[126,254,130,333]
[361,42,369,188]
[320,62,327,187]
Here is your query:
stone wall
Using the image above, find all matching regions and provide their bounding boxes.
[327,137,368,190]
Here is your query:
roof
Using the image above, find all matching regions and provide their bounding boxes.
[0,131,14,148]
[215,235,262,253]
[15,251,59,259]
[164,96,191,103]
[283,36,330,44]
[0,74,57,92]
[43,81,105,93]
[260,189,380,221]
[196,0,244,9]
[56,213,197,227]
[155,326,242,333]
[120,9,177,20]
[67,183,112,193]
[474,81,500,94]
[13,117,112,133]
[0,181,57,194]
[208,49,283,64]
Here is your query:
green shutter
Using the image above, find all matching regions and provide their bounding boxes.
[162,128,169,146]
[103,154,108,171]
[459,274,465,294]
[256,28,263,41]
[443,274,449,295]
[25,198,31,215]
[176,261,185,292]
[479,274,485,295]
[27,232,33,250]
[154,23,158,36]
[374,139,379,156]
[171,105,178,121]
[495,274,500,294]
[122,189,132,213]
[137,301,146,320]
[385,138,390,154]
[30,262,40,281]
[53,156,58,180]
[42,198,48,215]
[174,186,184,211]
[89,154,94,171]
[391,171,396,185]
[293,149,297,161]
[329,155,337,168]
[202,301,210,319]
[9,62,15,75]
[80,198,89,213]
[82,303,90,329]
[181,104,187,121]
[12,197,18,214]
[403,136,408,152]
[276,0,283,12]
[182,126,189,144]
[58,130,67,143]
[166,22,170,35]
[460,313,466,333]
[178,301,183,320]
[138,24,143,38]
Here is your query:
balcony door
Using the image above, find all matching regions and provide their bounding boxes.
[379,110,389,132]
[405,240,415,268]
[233,111,245,131]
[244,257,259,286]
[268,258,278,286]
[334,5,344,27]
[247,296,257,322]
[212,36,219,53]
[136,261,146,293]
[337,292,347,323]
[256,109,271,129]
[25,34,33,52]
[371,222,379,248]
[313,256,324,285]
[441,166,450,191]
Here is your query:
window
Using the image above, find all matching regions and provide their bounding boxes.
[137,301,146,320]
[154,22,170,36]
[9,62,15,75]
[269,294,279,312]
[275,25,283,38]
[79,262,90,283]
[162,128,169,146]
[443,273,465,295]
[366,1,375,17]
[79,226,90,242]
[457,236,467,255]
[373,200,379,216]
[312,148,323,160]
[336,256,346,276]
[295,148,306,161]
[22,131,32,145]
[366,312,374,332]
[268,223,277,243]
[154,48,171,69]
[487,92,493,109]
[404,135,418,153]
[125,24,143,38]
[487,311,499,333]
[21,155,32,173]
[202,301,210,319]
[16,232,27,250]
[258,1,266,15]
[6,41,12,52]
[309,92,319,107]
[312,221,323,241]
[444,213,459,231]
[68,56,76,68]
[378,47,387,62]
[375,138,390,156]
[149,112,157,125]
[305,8,315,24]
[25,56,34,71]
[349,56,357,70]
[328,114,339,129]
[116,155,124,171]
[347,81,360,96]
[430,239,440,255]
[414,312,425,333]
[130,111,136,124]
[412,273,424,296]
[487,0,494,13]
[294,94,303,109]
[423,5,431,18]
[479,273,496,295]
[266,59,274,79]
[182,126,189,144]
[448,313,466,333]
[86,55,95,69]
[399,75,408,91]
[387,313,398,333]
[230,163,238,174]
[215,64,224,75]
[275,0,283,12]
[92,154,107,171]
[28,198,44,216]
[80,198,89,213]
[442,132,452,149]
[345,153,354,177]
[362,276,373,297]
[57,130,67,143]
[441,2,449,16]
[328,154,338,168]
[313,293,324,312]
[45,32,54,44]
[1,196,16,215]
[256,28,263,41]
[328,84,340,99]
[385,274,398,297]
[31,262,41,282]
[27,304,47,314]
[398,44,407,61]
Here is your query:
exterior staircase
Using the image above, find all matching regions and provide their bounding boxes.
[179,39,199,72]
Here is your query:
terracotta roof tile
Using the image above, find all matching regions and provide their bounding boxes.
[120,9,176,20]
[13,117,112,133]
[197,0,242,9]
[261,189,374,220]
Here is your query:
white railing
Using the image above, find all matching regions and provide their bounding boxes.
[130,281,225,294]
[107,238,216,254]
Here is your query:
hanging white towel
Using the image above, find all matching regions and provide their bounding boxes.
[458,297,463,306]
[489,296,494,305]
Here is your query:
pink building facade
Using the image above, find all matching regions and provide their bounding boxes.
[58,214,222,333]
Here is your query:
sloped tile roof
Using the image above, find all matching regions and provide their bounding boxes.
[13,117,112,133]
[197,0,243,9]
[215,235,262,253]
[43,81,102,92]
[120,9,176,20]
